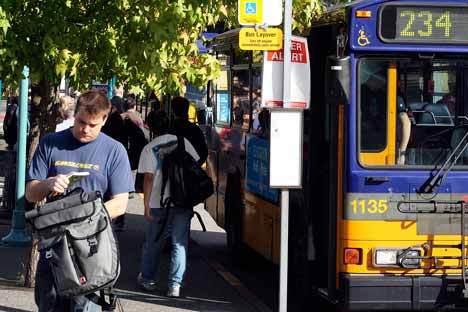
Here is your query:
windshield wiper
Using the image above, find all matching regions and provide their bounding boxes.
[419,127,468,194]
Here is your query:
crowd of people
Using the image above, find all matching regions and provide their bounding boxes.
[17,87,208,311]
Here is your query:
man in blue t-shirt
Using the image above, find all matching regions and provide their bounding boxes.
[26,89,134,312]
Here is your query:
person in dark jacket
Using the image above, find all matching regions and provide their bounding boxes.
[102,109,126,145]
[102,86,128,231]
[104,86,128,151]
[3,96,18,149]
[169,96,208,165]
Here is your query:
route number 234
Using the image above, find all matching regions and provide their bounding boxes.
[351,199,388,215]
[400,10,451,38]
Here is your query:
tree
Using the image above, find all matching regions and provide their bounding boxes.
[0,0,340,288]
[0,0,231,288]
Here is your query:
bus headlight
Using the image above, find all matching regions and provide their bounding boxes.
[373,248,421,268]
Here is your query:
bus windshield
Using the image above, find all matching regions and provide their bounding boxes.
[359,57,468,168]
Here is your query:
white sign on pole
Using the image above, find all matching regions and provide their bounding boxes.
[269,109,303,188]
[263,0,282,26]
[238,0,283,26]
[261,36,310,109]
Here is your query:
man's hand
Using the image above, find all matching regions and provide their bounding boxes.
[143,173,154,222]
[104,193,129,219]
[45,175,70,195]
[26,175,70,203]
[144,209,154,222]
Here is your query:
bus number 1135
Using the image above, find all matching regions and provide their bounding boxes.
[351,199,389,215]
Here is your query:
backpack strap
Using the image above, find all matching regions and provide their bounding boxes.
[177,135,185,152]
[85,288,117,311]
[160,160,169,208]
[193,211,206,232]
[160,136,184,208]
[157,147,172,242]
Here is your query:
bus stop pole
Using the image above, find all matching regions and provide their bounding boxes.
[2,66,31,246]
[279,0,292,311]
[279,189,289,312]
[108,76,116,99]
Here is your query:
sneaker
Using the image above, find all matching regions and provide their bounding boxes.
[167,284,181,297]
[137,273,158,292]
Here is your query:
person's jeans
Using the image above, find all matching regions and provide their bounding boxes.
[35,253,100,312]
[140,207,192,287]
[35,253,72,312]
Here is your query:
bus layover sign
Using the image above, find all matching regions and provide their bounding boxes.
[261,36,310,109]
[239,27,283,51]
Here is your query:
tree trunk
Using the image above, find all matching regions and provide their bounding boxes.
[28,80,60,163]
[24,239,39,288]
[23,79,60,288]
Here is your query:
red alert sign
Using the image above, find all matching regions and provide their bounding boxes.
[262,36,310,109]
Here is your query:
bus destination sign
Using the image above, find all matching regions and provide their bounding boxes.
[380,5,468,44]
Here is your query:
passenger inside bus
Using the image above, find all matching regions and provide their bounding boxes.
[436,93,456,115]
[232,72,251,130]
[396,81,411,165]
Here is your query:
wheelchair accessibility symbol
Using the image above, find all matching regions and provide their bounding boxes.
[358,29,370,46]
[245,2,257,14]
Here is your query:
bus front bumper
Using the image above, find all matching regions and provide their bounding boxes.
[340,273,468,310]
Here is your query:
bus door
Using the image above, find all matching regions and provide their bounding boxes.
[321,56,351,296]
[205,54,230,225]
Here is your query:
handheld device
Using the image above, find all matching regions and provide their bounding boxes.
[66,171,90,186]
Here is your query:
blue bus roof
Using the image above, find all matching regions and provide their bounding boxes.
[346,0,468,53]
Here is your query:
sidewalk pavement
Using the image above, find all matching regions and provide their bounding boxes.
[0,198,264,312]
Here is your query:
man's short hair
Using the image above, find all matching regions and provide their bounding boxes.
[126,94,137,110]
[76,90,111,116]
[111,96,125,113]
[149,92,161,111]
[147,110,169,135]
[171,96,189,118]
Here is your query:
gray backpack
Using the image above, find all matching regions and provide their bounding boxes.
[25,188,119,309]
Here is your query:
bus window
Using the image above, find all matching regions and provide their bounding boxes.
[232,70,251,131]
[214,55,230,125]
[251,67,265,135]
[359,58,468,168]
[431,66,456,115]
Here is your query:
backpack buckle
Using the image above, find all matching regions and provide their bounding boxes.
[45,249,53,259]
[88,237,97,246]
[87,237,98,256]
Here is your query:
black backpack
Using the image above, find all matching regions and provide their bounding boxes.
[160,136,214,209]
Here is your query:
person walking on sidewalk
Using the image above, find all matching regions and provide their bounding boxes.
[102,85,129,232]
[26,89,134,312]
[170,96,208,165]
[137,110,199,297]
[121,94,148,191]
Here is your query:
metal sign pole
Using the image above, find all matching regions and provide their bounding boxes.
[279,0,292,311]
[279,188,289,311]
[2,66,31,246]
